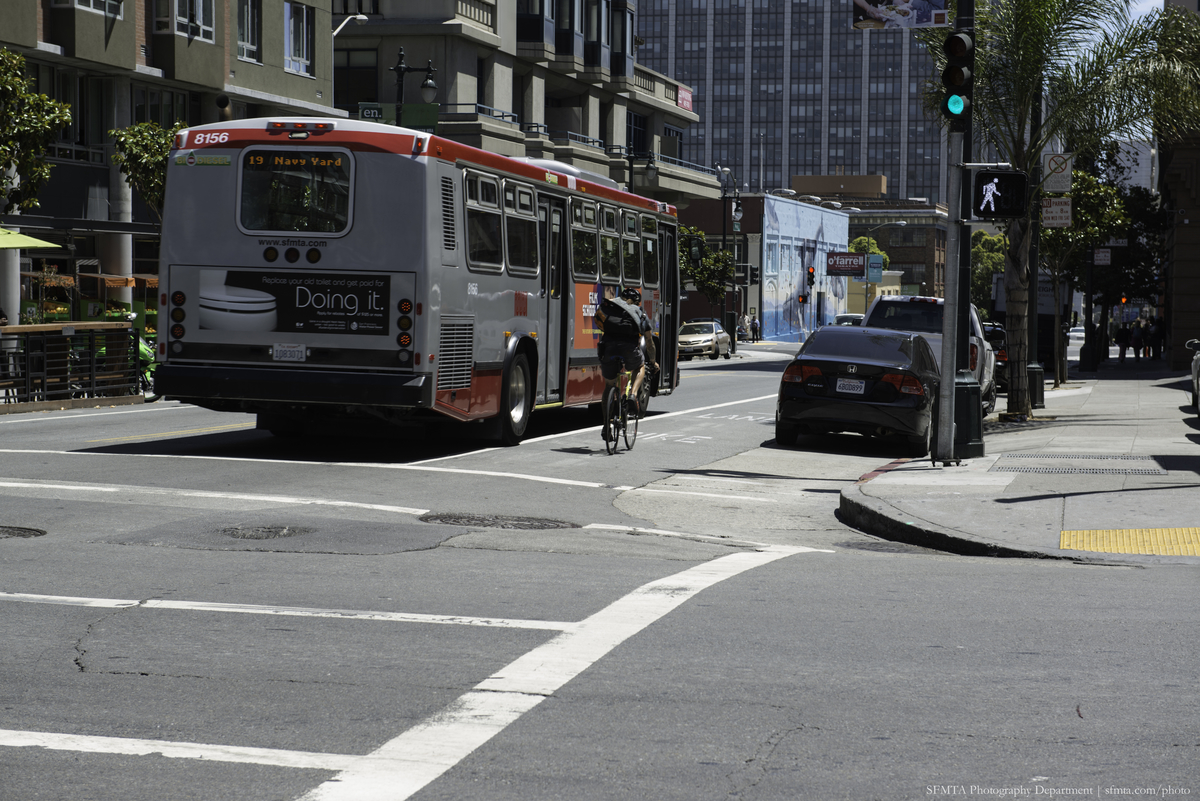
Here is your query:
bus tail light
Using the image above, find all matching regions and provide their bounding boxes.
[170,323,186,339]
[171,291,186,306]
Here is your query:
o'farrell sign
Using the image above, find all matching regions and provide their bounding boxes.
[826,252,866,277]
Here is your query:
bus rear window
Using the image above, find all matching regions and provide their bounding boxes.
[240,149,351,233]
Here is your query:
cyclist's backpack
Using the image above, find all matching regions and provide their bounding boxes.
[596,296,642,341]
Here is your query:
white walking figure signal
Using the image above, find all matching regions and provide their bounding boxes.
[981,177,1000,212]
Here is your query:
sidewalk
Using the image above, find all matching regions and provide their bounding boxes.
[839,358,1200,565]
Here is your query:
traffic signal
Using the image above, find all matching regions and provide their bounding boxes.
[971,170,1029,218]
[806,265,815,286]
[940,31,974,132]
[797,292,808,305]
[750,265,760,285]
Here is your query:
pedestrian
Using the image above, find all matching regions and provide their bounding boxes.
[1129,321,1143,362]
[1150,316,1165,361]
[751,316,760,342]
[1114,323,1130,363]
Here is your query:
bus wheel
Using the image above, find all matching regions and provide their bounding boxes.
[499,353,532,445]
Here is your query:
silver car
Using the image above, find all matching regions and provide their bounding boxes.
[678,321,732,360]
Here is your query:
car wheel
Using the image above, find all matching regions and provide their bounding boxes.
[723,343,732,360]
[905,422,932,458]
[983,382,997,415]
[709,348,719,360]
[775,417,799,447]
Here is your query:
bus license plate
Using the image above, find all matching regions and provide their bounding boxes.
[273,344,306,363]
[836,377,865,395]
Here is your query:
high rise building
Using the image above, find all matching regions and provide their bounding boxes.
[637,0,946,204]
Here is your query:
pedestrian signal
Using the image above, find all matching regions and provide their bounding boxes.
[941,32,974,132]
[806,265,816,286]
[972,170,1029,219]
[797,293,808,305]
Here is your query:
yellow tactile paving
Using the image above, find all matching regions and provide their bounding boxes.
[1060,528,1200,556]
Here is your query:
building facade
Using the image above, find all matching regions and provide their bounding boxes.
[637,0,946,204]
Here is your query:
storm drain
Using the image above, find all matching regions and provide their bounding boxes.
[990,454,1166,476]
[420,513,578,530]
[220,525,312,540]
[0,526,48,539]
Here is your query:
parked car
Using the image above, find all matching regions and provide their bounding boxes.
[678,321,732,360]
[863,295,997,415]
[981,322,1008,393]
[834,313,865,326]
[775,326,941,457]
[1069,326,1086,342]
[1187,339,1200,415]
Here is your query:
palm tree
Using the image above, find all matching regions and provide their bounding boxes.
[924,0,1200,414]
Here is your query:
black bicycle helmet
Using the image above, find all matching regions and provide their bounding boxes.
[619,287,642,304]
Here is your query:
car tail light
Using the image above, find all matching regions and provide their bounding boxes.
[782,363,805,383]
[801,365,822,380]
[996,347,1008,362]
[881,373,925,396]
[970,343,978,371]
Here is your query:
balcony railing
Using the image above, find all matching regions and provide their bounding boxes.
[522,124,605,150]
[441,104,519,124]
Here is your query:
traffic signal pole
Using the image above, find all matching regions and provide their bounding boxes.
[935,131,964,464]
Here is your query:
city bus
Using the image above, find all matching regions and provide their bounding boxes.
[154,118,681,444]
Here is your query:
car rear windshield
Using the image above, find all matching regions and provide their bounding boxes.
[864,301,943,334]
[680,323,714,335]
[802,330,913,362]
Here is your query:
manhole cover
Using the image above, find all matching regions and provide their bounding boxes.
[220,525,312,540]
[0,526,48,539]
[991,454,1166,476]
[420,513,578,530]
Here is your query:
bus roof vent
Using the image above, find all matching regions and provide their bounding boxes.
[440,176,457,251]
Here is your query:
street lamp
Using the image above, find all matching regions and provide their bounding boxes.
[330,14,367,112]
[717,165,740,338]
[862,220,906,314]
[625,150,658,192]
[391,47,438,107]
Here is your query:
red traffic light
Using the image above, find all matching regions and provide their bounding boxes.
[797,293,808,305]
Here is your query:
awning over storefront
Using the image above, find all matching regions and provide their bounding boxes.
[77,273,136,288]
[131,273,159,288]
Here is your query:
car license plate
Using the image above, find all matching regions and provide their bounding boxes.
[272,344,306,363]
[836,377,865,395]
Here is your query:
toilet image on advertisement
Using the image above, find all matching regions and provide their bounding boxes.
[198,269,278,331]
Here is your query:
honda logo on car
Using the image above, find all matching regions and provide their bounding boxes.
[826,252,866,277]
[846,364,858,373]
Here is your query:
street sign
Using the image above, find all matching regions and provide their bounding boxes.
[1042,197,1071,228]
[972,170,1028,218]
[1094,248,1111,266]
[826,252,865,277]
[1043,153,1073,193]
[867,254,883,283]
[359,102,383,120]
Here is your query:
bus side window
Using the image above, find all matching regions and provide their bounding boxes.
[466,172,503,271]
[621,211,641,285]
[641,215,659,287]
[571,199,598,281]
[504,183,538,277]
[599,205,620,283]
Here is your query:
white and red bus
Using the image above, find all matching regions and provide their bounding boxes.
[154,118,681,443]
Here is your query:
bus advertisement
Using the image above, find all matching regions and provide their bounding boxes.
[154,119,680,444]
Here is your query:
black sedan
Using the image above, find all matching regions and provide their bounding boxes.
[776,326,941,457]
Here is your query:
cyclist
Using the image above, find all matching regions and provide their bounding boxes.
[596,287,658,434]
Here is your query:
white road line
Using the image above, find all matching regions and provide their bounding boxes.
[0,479,429,516]
[629,487,777,502]
[0,593,573,631]
[0,545,825,797]
[300,545,810,800]
[0,405,187,425]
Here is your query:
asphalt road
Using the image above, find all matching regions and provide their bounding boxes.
[1,348,1196,800]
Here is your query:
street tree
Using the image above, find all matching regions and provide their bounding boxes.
[678,224,735,305]
[847,235,890,268]
[109,121,185,224]
[0,49,72,214]
[923,0,1200,415]
[1038,170,1126,386]
[971,230,1007,318]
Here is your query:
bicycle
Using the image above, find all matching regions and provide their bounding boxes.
[601,361,639,454]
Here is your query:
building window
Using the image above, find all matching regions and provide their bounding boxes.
[52,0,123,17]
[133,84,190,127]
[285,2,316,76]
[155,0,215,41]
[332,0,377,12]
[237,0,261,62]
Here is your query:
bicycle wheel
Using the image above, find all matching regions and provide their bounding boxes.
[623,390,638,449]
[602,384,620,454]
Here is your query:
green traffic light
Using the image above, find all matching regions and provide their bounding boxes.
[947,95,965,115]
